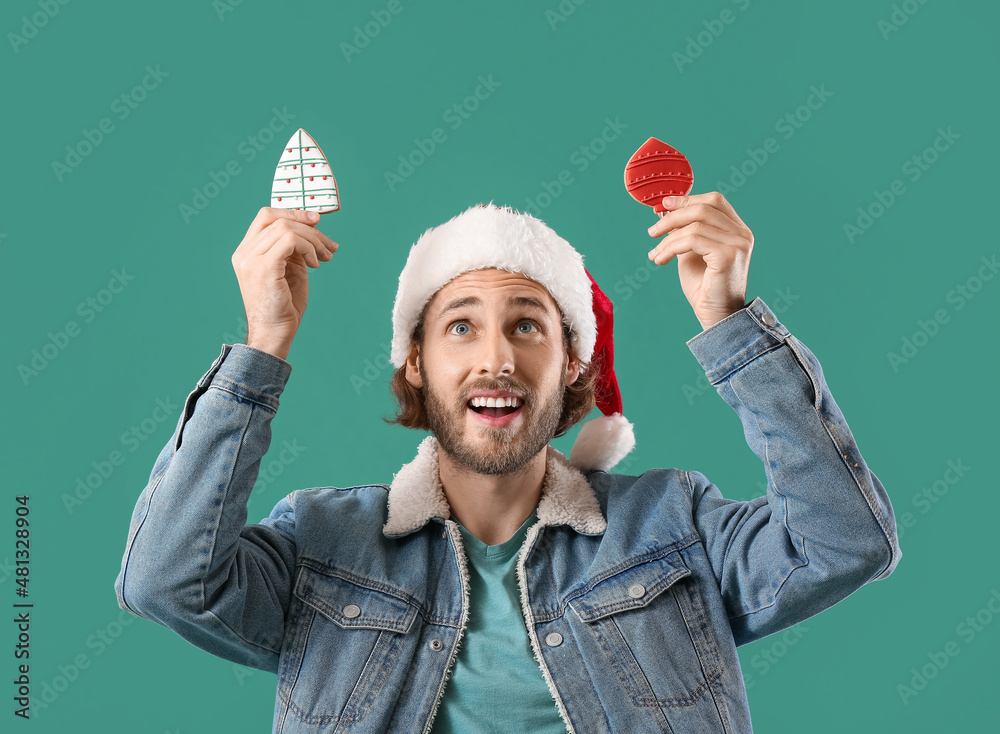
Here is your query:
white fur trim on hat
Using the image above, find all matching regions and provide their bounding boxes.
[569,413,636,473]
[390,203,596,368]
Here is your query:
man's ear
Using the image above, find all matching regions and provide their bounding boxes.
[564,350,581,387]
[404,342,423,389]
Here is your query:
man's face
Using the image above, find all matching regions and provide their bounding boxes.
[405,268,581,476]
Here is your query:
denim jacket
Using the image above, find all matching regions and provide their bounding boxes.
[115,296,901,733]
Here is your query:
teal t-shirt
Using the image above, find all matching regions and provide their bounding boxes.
[430,510,565,733]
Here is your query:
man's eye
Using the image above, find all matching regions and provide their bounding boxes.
[517,321,537,333]
[450,323,470,335]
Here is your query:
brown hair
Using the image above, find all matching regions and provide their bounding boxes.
[384,311,599,438]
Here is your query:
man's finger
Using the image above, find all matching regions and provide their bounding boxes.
[659,191,749,230]
[648,202,746,239]
[233,211,337,272]
[247,206,321,239]
[648,223,742,265]
[250,219,338,265]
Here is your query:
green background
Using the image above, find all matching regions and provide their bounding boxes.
[3,0,997,731]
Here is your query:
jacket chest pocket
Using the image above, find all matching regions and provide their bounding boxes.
[568,554,724,710]
[278,565,418,729]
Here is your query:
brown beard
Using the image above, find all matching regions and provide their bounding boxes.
[420,361,564,476]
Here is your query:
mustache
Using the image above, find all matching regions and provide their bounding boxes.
[462,377,534,402]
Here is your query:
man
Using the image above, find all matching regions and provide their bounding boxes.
[115,194,901,733]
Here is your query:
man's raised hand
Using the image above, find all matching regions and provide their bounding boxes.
[231,207,339,361]
[646,191,753,332]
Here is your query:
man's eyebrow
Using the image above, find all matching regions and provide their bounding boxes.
[436,294,551,320]
[437,296,481,320]
[508,295,549,312]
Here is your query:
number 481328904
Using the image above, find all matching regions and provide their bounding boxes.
[15,495,29,597]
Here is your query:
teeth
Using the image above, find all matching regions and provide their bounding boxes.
[469,396,521,408]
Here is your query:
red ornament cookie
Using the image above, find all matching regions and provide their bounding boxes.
[624,137,693,213]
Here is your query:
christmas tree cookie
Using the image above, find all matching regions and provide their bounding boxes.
[271,128,340,213]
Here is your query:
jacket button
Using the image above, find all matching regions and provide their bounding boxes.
[628,584,646,599]
[761,312,776,328]
[429,639,444,651]
[342,604,361,619]
[545,633,563,647]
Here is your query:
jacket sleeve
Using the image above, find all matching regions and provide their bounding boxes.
[114,343,299,673]
[683,297,901,647]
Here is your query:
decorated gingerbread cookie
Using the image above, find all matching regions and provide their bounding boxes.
[271,128,340,213]
[624,137,693,213]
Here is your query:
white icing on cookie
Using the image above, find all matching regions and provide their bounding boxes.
[270,128,340,213]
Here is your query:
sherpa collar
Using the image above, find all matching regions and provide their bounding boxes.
[383,435,608,537]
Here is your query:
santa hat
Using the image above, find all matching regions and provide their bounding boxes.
[390,203,635,472]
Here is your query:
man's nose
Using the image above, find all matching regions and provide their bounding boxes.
[477,328,514,376]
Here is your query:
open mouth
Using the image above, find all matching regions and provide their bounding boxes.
[467,396,524,420]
